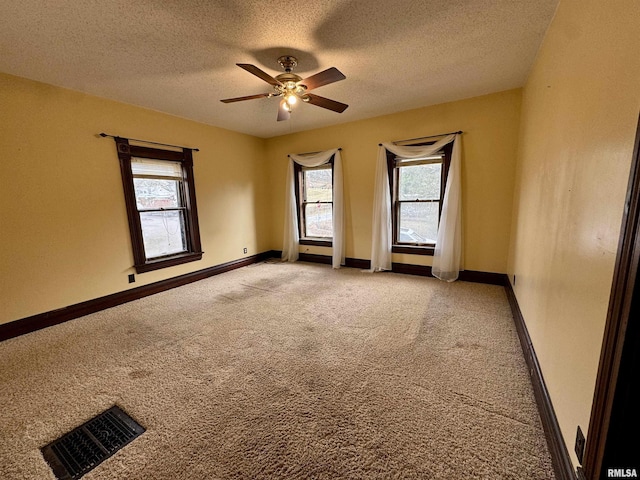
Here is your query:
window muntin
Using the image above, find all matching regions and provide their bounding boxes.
[114,137,202,273]
[294,161,334,244]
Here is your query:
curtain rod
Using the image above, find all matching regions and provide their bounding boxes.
[379,130,463,146]
[99,133,200,152]
[288,147,342,157]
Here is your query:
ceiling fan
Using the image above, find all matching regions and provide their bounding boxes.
[221,56,348,121]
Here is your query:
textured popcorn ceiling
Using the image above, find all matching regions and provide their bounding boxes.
[0,0,558,138]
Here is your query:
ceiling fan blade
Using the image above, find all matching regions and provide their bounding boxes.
[277,99,290,122]
[237,63,282,86]
[220,93,270,103]
[299,67,346,91]
[305,93,349,113]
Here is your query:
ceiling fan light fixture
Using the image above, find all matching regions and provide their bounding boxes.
[285,94,297,106]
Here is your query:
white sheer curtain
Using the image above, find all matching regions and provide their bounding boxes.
[432,136,462,281]
[370,134,462,281]
[282,148,344,269]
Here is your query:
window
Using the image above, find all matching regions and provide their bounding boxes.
[114,137,202,273]
[387,142,452,255]
[294,160,334,246]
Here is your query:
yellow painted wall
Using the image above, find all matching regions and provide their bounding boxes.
[0,73,269,325]
[508,0,640,468]
[266,90,522,273]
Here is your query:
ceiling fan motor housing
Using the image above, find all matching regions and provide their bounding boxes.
[274,72,307,100]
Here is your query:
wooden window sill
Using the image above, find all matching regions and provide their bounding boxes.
[135,251,203,273]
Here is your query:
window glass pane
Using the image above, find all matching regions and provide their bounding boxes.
[304,168,332,202]
[134,178,181,209]
[304,203,333,238]
[398,202,439,244]
[140,211,187,259]
[398,163,441,200]
[131,158,182,178]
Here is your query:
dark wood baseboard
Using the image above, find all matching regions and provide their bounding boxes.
[345,258,371,269]
[390,263,507,285]
[296,252,507,285]
[256,251,508,285]
[459,269,507,286]
[505,281,576,480]
[297,253,371,270]
[298,252,332,265]
[0,251,276,342]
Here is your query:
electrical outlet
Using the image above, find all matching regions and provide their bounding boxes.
[243,247,248,254]
[128,274,135,284]
[575,426,585,464]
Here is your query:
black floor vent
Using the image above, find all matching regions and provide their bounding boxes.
[41,405,145,480]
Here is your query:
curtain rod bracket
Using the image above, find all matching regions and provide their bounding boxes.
[99,133,200,152]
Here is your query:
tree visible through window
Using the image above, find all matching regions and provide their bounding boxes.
[294,160,334,245]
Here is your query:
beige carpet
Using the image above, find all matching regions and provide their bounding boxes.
[0,261,555,479]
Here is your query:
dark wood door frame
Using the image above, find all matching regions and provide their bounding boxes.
[583,113,640,479]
